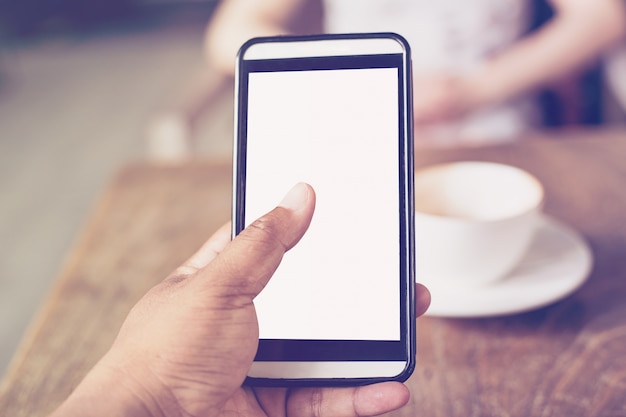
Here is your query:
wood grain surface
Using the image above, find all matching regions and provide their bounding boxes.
[2,129,626,416]
[0,161,232,417]
[405,128,626,417]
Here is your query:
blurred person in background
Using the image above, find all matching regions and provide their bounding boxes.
[605,42,626,116]
[147,0,626,157]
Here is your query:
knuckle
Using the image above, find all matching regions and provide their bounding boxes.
[308,388,324,417]
[241,213,288,251]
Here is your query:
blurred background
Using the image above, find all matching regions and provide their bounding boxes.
[0,0,625,379]
[0,0,230,377]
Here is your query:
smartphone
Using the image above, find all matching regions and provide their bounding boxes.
[233,33,415,386]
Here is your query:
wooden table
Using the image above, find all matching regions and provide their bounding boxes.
[2,128,626,416]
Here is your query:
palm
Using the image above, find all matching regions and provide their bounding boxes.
[217,387,286,417]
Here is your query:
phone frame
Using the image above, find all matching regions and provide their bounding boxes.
[233,32,415,386]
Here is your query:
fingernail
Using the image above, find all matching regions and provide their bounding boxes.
[279,183,309,211]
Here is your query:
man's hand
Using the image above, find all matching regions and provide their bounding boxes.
[51,183,430,417]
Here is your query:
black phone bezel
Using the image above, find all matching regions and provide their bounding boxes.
[233,32,415,387]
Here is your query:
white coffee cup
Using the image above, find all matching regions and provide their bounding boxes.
[414,161,544,287]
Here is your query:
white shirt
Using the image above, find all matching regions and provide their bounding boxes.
[323,0,537,145]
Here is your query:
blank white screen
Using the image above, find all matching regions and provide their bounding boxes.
[245,67,400,341]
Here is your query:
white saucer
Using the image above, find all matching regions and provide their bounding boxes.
[421,215,593,318]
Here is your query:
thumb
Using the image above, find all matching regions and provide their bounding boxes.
[196,182,316,300]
